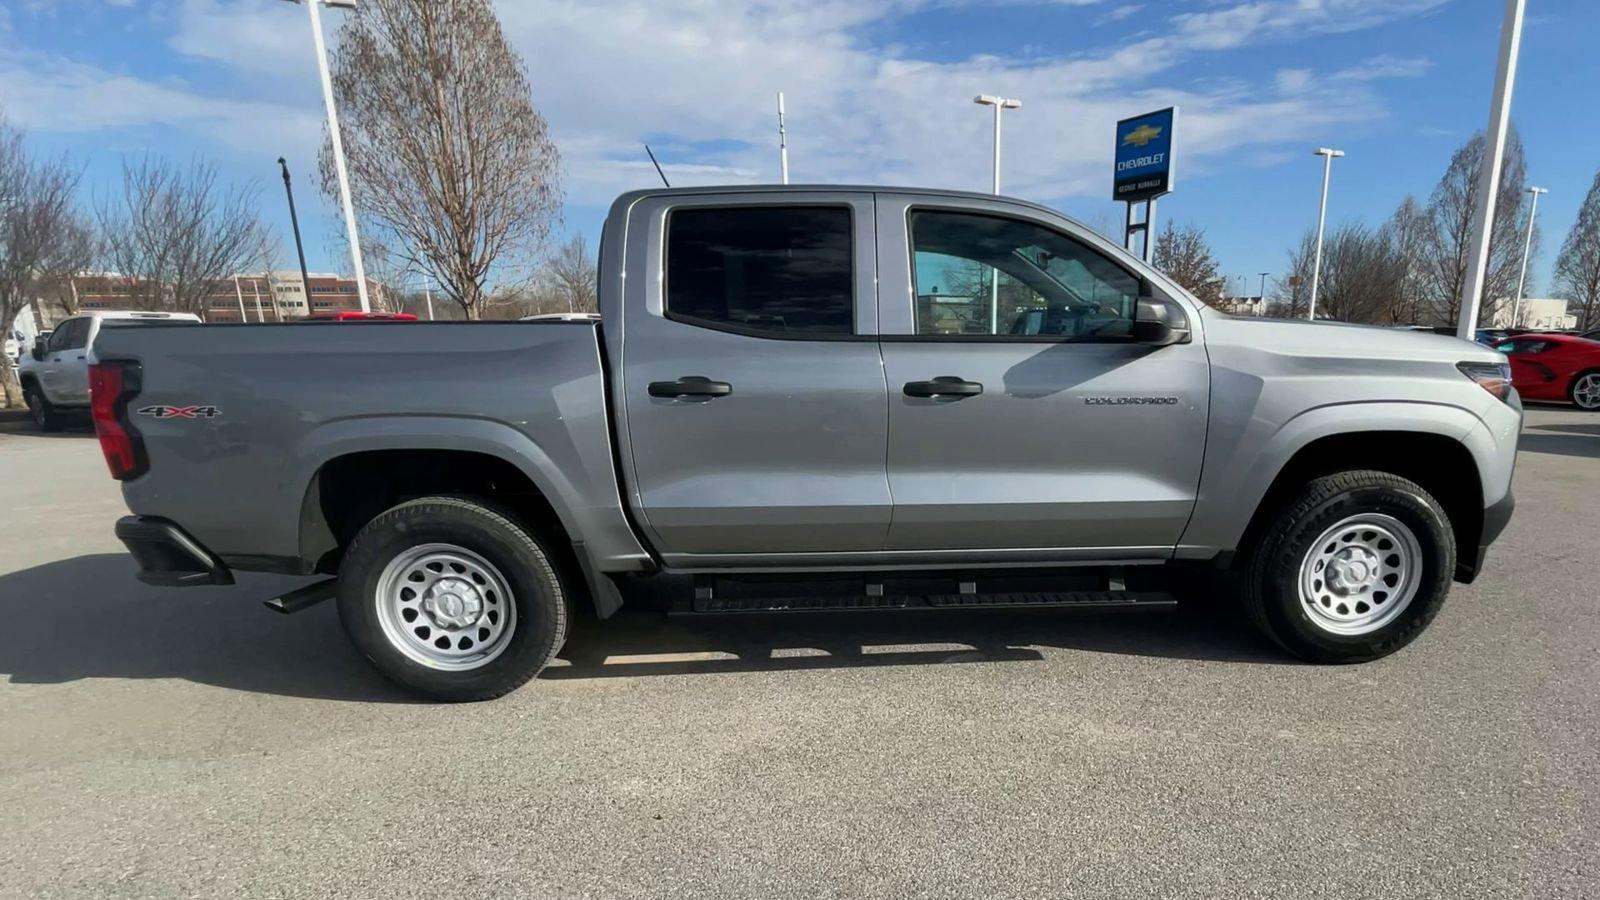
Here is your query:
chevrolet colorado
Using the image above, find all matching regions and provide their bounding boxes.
[91,186,1520,701]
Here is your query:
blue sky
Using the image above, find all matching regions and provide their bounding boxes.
[1,0,1595,296]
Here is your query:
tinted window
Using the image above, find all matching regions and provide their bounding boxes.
[909,210,1142,339]
[666,206,853,336]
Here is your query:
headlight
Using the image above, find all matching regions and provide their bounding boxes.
[1458,361,1514,403]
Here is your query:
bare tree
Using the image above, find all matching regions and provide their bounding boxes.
[1418,128,1536,327]
[1321,224,1405,324]
[1272,233,1315,319]
[1381,195,1432,324]
[540,234,597,314]
[322,0,562,320]
[97,156,272,316]
[1153,221,1225,306]
[1,113,93,406]
[1554,170,1600,331]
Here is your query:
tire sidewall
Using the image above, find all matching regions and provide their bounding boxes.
[338,499,564,700]
[24,384,52,430]
[1261,482,1453,660]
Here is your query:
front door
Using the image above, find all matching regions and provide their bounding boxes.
[618,193,890,563]
[40,317,90,405]
[875,198,1210,557]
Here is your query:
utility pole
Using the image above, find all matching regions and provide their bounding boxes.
[1511,185,1546,329]
[974,94,1021,332]
[277,158,311,303]
[777,92,789,185]
[1308,147,1344,320]
[232,275,247,322]
[1458,0,1526,340]
[424,287,435,321]
[283,0,370,313]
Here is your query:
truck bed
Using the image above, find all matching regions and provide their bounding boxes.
[92,321,648,575]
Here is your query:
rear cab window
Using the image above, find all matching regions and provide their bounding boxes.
[665,206,854,338]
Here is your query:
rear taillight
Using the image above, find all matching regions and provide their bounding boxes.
[89,361,146,480]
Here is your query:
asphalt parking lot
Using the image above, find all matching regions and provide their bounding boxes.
[1,407,1597,898]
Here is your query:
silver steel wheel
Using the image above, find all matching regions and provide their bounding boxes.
[1297,513,1422,636]
[374,543,517,671]
[1572,373,1600,410]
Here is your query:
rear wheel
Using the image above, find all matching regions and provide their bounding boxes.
[1569,371,1600,410]
[22,383,61,432]
[337,496,568,701]
[1241,470,1455,663]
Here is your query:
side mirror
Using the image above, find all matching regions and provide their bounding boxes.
[30,338,46,362]
[1132,296,1191,347]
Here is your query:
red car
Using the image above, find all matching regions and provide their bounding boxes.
[1493,333,1600,410]
[305,311,418,322]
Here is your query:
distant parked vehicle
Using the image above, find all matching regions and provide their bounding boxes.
[304,311,419,322]
[521,312,601,323]
[17,311,201,431]
[1494,333,1600,411]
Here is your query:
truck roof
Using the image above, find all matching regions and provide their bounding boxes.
[610,184,1067,222]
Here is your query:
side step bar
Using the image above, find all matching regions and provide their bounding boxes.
[675,571,1176,615]
[686,591,1175,614]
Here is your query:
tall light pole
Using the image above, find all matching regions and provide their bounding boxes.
[1307,147,1344,320]
[1458,0,1527,340]
[975,94,1021,332]
[1511,185,1547,328]
[1258,272,1270,311]
[777,92,789,185]
[974,95,1021,194]
[282,0,370,313]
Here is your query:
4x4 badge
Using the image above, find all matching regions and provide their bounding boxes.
[137,405,222,420]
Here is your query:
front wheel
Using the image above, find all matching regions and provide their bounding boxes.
[1241,470,1455,663]
[337,496,569,701]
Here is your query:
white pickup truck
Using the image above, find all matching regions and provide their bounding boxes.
[18,310,200,430]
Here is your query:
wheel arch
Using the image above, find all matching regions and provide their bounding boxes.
[293,418,634,617]
[1230,429,1484,582]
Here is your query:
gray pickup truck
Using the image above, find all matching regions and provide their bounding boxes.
[91,186,1520,701]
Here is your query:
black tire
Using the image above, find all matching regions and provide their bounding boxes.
[337,496,568,702]
[22,383,61,432]
[1241,470,1455,663]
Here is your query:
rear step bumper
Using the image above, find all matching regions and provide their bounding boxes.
[115,516,234,587]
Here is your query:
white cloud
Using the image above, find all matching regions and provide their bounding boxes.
[0,0,1448,219]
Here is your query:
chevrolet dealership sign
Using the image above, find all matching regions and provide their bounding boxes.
[1113,107,1177,202]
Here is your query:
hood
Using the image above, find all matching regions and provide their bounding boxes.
[1199,310,1505,364]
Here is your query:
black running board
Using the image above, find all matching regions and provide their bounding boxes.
[684,590,1175,614]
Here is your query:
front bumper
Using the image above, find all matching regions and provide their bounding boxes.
[1456,489,1515,584]
[115,516,235,587]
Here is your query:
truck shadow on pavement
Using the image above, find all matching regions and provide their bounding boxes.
[548,577,1291,680]
[0,555,1289,700]
[0,553,411,702]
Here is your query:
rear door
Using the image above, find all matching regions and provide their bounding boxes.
[617,192,890,564]
[874,194,1210,558]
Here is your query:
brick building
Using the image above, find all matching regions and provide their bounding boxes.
[48,271,384,324]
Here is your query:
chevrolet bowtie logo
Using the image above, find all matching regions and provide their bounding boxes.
[1122,124,1163,147]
